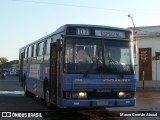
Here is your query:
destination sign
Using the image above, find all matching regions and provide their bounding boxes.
[95,29,125,38]
[77,28,89,36]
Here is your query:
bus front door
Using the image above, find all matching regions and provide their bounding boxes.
[50,40,62,105]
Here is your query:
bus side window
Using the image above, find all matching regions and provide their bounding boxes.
[44,39,51,55]
[44,40,47,55]
[28,46,32,58]
[33,44,37,57]
[24,49,26,58]
[37,43,40,56]
[37,42,44,63]
[27,47,29,60]
[47,38,51,55]
[36,43,39,57]
[31,44,37,63]
[23,49,26,63]
[51,38,53,43]
[31,45,34,57]
[24,47,29,63]
[39,42,44,56]
[44,39,51,62]
[25,48,27,59]
[28,46,32,63]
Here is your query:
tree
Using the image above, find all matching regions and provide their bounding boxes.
[0,57,8,67]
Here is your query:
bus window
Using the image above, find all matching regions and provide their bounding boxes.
[27,47,29,63]
[65,38,102,73]
[33,44,37,57]
[38,42,44,56]
[76,46,92,63]
[31,44,37,63]
[37,42,44,63]
[24,49,25,58]
[28,46,32,58]
[31,45,34,57]
[43,39,51,56]
[28,46,32,63]
[23,49,25,58]
[44,40,47,55]
[24,47,29,63]
[44,39,51,62]
[37,43,40,56]
[104,41,134,74]
[46,39,51,55]
[24,48,28,59]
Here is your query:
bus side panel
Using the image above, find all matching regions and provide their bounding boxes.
[27,78,37,94]
[26,64,40,95]
[36,80,43,98]
[36,63,50,98]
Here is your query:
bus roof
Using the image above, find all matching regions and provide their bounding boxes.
[20,24,130,50]
[53,24,129,34]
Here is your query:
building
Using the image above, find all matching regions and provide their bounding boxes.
[130,26,160,88]
[0,60,19,75]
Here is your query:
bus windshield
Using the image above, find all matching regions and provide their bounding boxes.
[64,38,134,75]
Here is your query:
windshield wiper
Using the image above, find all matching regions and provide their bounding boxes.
[83,58,102,77]
[121,64,134,75]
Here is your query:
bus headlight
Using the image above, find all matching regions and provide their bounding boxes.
[72,92,87,99]
[119,92,125,98]
[119,92,132,98]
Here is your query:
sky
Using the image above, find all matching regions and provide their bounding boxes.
[1,0,160,61]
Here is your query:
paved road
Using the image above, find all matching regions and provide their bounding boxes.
[0,76,45,120]
[107,90,160,120]
[1,76,160,120]
[0,76,23,91]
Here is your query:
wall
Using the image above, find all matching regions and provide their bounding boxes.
[134,26,160,81]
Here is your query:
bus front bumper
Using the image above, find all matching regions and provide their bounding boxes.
[62,98,136,108]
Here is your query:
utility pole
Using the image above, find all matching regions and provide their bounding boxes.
[128,14,137,58]
[128,14,139,88]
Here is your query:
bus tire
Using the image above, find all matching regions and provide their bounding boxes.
[24,79,30,96]
[44,83,52,108]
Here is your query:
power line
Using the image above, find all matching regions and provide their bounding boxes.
[8,0,160,16]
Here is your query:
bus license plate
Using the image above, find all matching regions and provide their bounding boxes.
[97,100,108,106]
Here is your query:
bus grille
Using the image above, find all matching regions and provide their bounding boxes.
[71,84,135,99]
[72,84,134,91]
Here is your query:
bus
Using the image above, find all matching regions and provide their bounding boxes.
[19,24,136,108]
